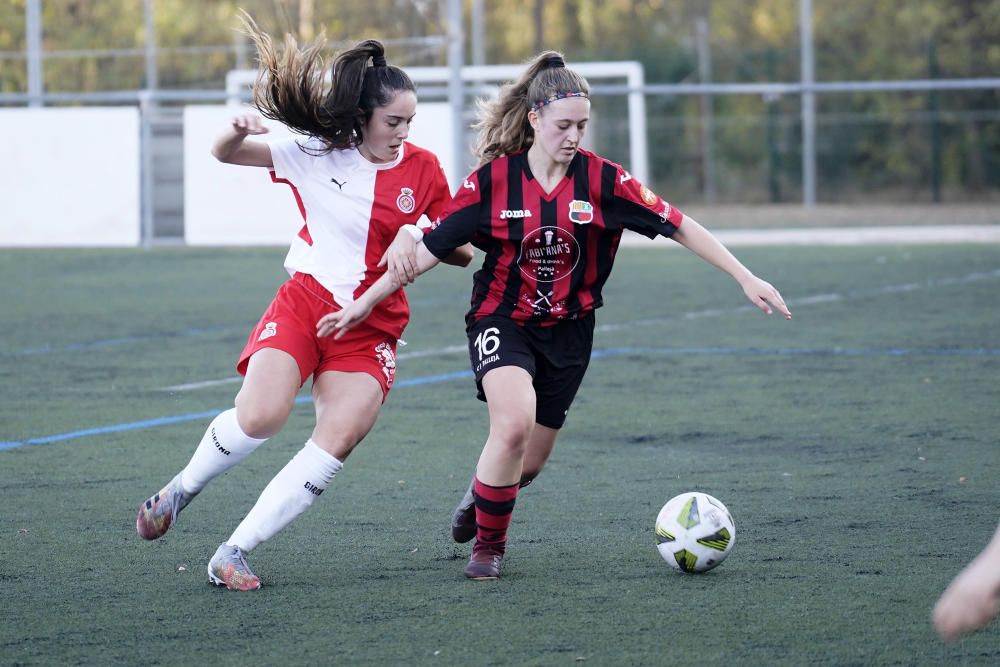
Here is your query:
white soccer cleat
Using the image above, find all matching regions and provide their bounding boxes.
[207,543,262,591]
[135,473,191,540]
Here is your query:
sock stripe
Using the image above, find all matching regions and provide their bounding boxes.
[473,477,519,546]
[471,494,516,516]
[472,480,519,502]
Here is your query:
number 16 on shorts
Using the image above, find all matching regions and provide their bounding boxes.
[473,326,501,373]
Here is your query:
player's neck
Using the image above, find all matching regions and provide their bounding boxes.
[526,144,570,194]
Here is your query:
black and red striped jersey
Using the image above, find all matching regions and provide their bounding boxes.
[423,148,684,326]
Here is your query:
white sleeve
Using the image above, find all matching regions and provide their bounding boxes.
[267,136,321,184]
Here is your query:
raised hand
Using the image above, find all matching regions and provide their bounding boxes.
[231,113,270,136]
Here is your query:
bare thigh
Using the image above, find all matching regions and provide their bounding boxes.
[310,370,385,461]
[234,348,302,438]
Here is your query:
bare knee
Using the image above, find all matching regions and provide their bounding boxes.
[234,393,292,439]
[488,413,534,457]
[310,429,365,462]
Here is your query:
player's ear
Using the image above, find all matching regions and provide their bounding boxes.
[528,109,540,133]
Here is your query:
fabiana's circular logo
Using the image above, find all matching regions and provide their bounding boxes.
[518,227,580,282]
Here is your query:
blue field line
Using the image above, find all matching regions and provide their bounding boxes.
[2,346,997,451]
[0,369,476,451]
[591,346,1000,358]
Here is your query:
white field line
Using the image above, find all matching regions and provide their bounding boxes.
[158,266,1000,392]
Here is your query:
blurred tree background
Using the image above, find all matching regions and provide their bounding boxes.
[1,0,998,203]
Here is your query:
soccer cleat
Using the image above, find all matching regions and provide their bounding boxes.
[207,543,261,591]
[463,542,505,580]
[450,479,477,543]
[135,473,192,540]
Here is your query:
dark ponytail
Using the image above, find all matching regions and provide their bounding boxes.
[241,13,415,153]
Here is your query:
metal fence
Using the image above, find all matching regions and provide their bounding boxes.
[2,0,999,243]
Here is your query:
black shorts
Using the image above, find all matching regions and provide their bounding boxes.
[466,314,595,429]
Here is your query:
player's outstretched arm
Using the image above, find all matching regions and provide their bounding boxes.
[671,215,791,320]
[934,522,1000,641]
[317,243,443,339]
[211,113,272,167]
[379,227,474,287]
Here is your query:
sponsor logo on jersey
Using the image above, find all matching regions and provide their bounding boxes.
[500,209,532,219]
[619,171,632,184]
[258,321,277,341]
[640,185,658,206]
[568,200,594,225]
[463,179,476,191]
[303,482,324,496]
[374,341,397,386]
[330,177,347,190]
[518,226,580,282]
[660,201,673,223]
[396,187,415,214]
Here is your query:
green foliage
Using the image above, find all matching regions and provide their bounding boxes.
[1,1,997,200]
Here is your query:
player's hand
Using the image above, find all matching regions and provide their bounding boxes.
[379,227,419,285]
[933,546,1000,641]
[231,113,269,136]
[740,275,791,319]
[316,301,374,339]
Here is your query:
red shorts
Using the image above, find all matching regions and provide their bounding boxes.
[237,273,399,399]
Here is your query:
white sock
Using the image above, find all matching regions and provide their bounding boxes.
[227,440,343,553]
[179,408,268,497]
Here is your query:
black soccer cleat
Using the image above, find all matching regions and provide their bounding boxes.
[463,542,505,580]
[450,478,477,543]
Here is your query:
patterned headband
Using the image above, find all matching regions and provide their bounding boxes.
[530,91,589,112]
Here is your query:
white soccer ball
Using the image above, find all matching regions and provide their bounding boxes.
[655,491,736,573]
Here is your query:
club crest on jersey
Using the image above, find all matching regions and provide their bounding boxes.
[568,200,594,225]
[396,187,415,214]
[258,321,277,341]
[374,341,397,385]
[640,185,658,206]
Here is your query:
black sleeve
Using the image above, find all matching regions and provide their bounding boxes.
[422,203,481,260]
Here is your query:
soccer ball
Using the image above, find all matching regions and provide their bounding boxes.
[655,491,736,573]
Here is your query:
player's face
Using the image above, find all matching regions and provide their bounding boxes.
[359,89,417,163]
[530,97,590,165]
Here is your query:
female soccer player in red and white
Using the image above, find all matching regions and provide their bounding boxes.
[134,21,471,590]
[319,51,790,580]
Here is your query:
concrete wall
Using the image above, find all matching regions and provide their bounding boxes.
[0,108,140,246]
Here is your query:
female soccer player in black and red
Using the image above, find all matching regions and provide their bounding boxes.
[133,17,470,590]
[319,50,792,580]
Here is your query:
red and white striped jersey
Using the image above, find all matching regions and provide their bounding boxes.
[268,137,451,338]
